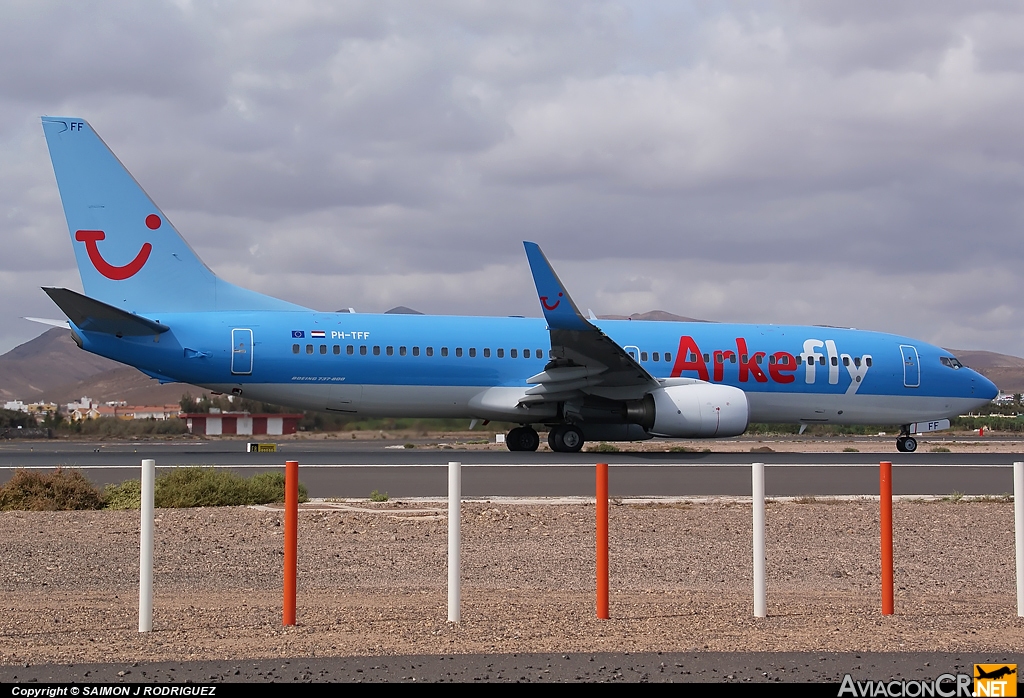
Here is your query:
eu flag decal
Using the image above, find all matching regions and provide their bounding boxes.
[291,330,305,338]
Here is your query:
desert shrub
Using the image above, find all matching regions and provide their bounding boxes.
[246,471,309,504]
[0,468,104,511]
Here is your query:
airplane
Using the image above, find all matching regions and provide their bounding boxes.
[34,116,999,454]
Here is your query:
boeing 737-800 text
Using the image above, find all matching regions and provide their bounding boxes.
[35,117,998,453]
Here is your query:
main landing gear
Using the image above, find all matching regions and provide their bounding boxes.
[504,425,586,453]
[895,426,918,453]
[548,424,585,453]
[506,426,540,452]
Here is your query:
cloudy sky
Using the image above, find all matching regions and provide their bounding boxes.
[2,1,1023,357]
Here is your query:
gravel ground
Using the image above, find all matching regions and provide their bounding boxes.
[0,499,1021,666]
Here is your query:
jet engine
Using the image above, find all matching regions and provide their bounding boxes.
[624,384,749,438]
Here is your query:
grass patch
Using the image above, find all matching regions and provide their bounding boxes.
[586,442,620,453]
[154,468,308,508]
[403,443,415,449]
[0,468,105,511]
[842,447,859,452]
[104,479,141,510]
[930,446,951,453]
[370,489,389,502]
[944,491,965,503]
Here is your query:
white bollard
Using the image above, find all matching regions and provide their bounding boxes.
[139,459,155,632]
[1015,462,1024,617]
[448,461,461,623]
[752,462,766,618]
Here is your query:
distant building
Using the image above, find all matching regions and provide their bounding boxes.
[180,413,302,436]
[3,400,27,413]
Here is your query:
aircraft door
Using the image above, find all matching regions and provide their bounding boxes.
[624,345,640,362]
[900,344,920,388]
[231,328,253,375]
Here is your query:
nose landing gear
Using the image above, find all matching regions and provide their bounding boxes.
[896,427,918,453]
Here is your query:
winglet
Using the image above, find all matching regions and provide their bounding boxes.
[523,242,593,332]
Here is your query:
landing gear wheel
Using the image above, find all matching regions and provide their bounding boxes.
[896,435,918,453]
[548,425,585,453]
[506,426,539,452]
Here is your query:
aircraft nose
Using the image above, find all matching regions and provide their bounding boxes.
[973,370,999,401]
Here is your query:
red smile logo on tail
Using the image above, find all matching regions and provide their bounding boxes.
[75,214,159,280]
[540,292,563,311]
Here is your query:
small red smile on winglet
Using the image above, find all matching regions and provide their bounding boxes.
[75,215,158,280]
[540,292,563,311]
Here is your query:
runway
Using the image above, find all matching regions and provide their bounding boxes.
[0,440,1019,497]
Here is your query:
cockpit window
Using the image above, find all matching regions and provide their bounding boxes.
[939,356,963,369]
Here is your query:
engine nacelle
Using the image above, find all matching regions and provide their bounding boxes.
[646,383,749,438]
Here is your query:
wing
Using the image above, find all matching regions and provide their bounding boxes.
[522,242,659,404]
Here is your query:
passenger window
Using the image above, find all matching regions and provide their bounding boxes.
[537,349,543,358]
[703,354,709,362]
[831,356,838,366]
[665,352,672,362]
[359,345,367,355]
[510,349,518,358]
[347,345,354,355]
[373,346,380,356]
[653,352,660,362]
[755,355,762,365]
[731,354,736,364]
[484,348,491,358]
[441,347,448,357]
[426,347,434,357]
[320,345,327,354]
[386,346,394,356]
[469,348,476,358]
[865,357,872,367]
[524,349,531,359]
[715,354,723,364]
[640,352,648,361]
[768,355,775,365]
[819,356,826,366]
[456,347,463,357]
[413,346,420,357]
[306,344,313,354]
[292,344,300,354]
[400,346,407,356]
[497,348,504,358]
[796,356,802,365]
[740,354,748,363]
[854,357,861,367]
[333,345,340,355]
[842,356,849,366]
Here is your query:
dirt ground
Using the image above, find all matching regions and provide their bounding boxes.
[0,498,1021,665]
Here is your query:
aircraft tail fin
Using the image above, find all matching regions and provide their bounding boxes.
[40,117,306,314]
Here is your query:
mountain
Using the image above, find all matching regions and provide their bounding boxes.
[0,329,122,402]
[597,310,710,322]
[947,349,1024,395]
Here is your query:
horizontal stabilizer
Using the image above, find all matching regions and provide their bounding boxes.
[23,317,70,329]
[43,287,169,337]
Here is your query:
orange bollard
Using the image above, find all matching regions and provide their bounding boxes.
[596,462,609,619]
[283,460,298,625]
[880,461,893,615]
